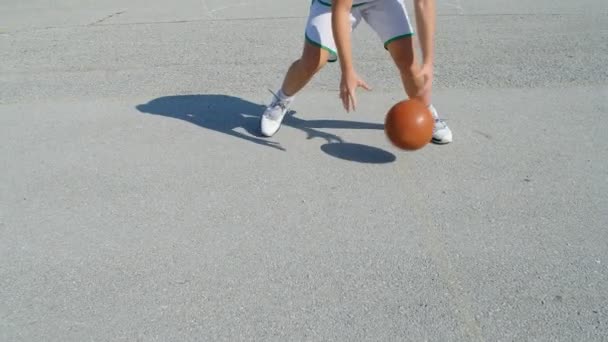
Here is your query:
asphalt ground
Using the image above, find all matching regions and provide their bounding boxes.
[1,0,607,340]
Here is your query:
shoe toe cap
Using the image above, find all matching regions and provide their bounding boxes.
[260,117,281,137]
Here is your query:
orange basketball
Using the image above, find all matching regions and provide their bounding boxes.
[384,99,434,151]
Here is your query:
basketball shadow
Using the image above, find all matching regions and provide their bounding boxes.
[135,94,396,163]
[321,143,396,164]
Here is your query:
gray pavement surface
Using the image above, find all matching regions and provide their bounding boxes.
[1,0,607,341]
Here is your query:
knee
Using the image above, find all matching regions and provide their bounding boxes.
[395,59,417,78]
[298,54,326,75]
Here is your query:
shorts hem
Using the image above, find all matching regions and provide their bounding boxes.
[383,33,414,49]
[316,0,368,7]
[305,34,338,62]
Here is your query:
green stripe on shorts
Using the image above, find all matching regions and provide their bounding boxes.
[383,33,415,49]
[304,33,338,62]
[316,0,369,7]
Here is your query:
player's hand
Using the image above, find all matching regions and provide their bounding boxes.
[340,69,371,112]
[416,63,434,106]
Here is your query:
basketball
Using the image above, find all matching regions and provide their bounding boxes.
[384,99,434,150]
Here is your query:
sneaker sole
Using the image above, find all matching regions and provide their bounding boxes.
[432,138,451,144]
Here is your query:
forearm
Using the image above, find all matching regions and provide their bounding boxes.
[331,0,354,73]
[414,0,436,65]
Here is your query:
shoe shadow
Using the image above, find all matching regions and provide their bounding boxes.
[136,94,281,149]
[136,94,395,163]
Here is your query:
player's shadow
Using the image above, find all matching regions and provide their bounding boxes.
[136,94,395,163]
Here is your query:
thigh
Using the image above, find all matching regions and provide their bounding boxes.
[301,36,331,71]
[386,35,424,100]
[361,0,414,49]
[386,34,417,69]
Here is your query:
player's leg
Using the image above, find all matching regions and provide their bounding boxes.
[385,36,423,102]
[387,38,452,144]
[260,0,338,137]
[281,40,331,99]
[363,0,452,144]
[260,41,330,137]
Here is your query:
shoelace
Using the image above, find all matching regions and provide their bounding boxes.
[264,89,288,119]
[433,119,448,133]
[267,89,287,108]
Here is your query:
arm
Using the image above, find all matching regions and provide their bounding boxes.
[331,0,354,74]
[331,0,371,112]
[414,0,435,67]
[414,0,436,104]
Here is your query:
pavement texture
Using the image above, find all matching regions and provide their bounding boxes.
[1,0,607,341]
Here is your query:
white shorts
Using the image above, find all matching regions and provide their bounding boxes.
[305,0,415,62]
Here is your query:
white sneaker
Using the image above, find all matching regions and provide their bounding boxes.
[429,105,453,144]
[260,92,291,137]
